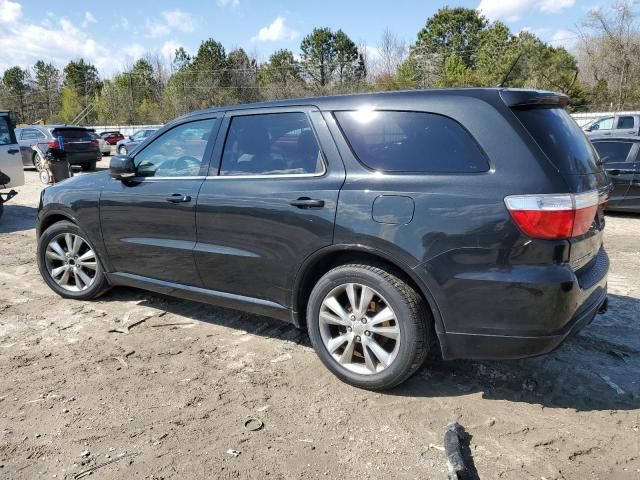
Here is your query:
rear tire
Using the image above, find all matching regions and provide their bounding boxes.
[118,146,127,155]
[37,220,110,300]
[306,263,430,390]
[32,151,43,171]
[81,162,96,172]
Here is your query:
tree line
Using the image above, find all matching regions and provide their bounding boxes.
[1,3,638,126]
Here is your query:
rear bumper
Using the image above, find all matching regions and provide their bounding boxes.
[439,285,607,359]
[67,151,101,165]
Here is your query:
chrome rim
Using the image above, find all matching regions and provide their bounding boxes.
[44,233,97,292]
[34,153,43,171]
[319,283,401,375]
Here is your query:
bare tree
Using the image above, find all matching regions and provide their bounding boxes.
[377,28,407,78]
[577,0,640,109]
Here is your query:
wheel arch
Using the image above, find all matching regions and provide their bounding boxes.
[292,245,445,347]
[37,209,77,237]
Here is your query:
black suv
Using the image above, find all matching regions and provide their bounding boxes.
[36,89,610,389]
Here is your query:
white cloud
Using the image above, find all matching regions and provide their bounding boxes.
[124,43,146,62]
[146,9,196,37]
[252,16,298,42]
[0,0,21,24]
[539,0,575,13]
[478,0,575,22]
[217,0,239,8]
[160,40,183,61]
[550,28,577,48]
[82,11,96,28]
[162,10,196,32]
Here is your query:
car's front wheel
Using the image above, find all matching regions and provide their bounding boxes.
[307,263,430,390]
[37,221,109,300]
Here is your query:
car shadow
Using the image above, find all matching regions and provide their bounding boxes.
[0,204,37,234]
[98,288,640,412]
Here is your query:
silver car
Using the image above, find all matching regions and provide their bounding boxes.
[0,112,24,219]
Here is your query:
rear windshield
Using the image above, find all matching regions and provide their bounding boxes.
[334,110,489,173]
[513,107,601,174]
[50,128,92,141]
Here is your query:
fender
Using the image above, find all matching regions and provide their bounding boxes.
[291,243,446,336]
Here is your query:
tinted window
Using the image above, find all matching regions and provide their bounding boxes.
[617,116,635,129]
[593,141,633,164]
[334,111,488,173]
[220,113,323,176]
[514,107,601,174]
[51,128,92,141]
[0,117,14,145]
[134,119,214,178]
[592,117,614,130]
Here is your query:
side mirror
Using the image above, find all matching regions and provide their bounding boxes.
[129,135,134,140]
[110,155,135,180]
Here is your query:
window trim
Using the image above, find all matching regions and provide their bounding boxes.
[128,117,219,181]
[213,108,328,179]
[332,109,491,175]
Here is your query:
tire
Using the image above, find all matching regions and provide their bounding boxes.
[118,146,127,155]
[81,162,96,172]
[37,220,110,300]
[306,263,430,390]
[32,151,44,171]
[0,202,3,219]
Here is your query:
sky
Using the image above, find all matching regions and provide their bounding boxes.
[0,0,618,76]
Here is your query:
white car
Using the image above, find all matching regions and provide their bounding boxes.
[89,132,111,156]
[0,111,24,219]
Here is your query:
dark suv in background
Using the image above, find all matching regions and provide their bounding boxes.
[15,125,101,171]
[36,89,610,389]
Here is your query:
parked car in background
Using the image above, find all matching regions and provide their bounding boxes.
[591,136,640,212]
[89,132,111,156]
[36,89,610,390]
[583,114,640,137]
[100,131,124,145]
[116,129,156,155]
[15,125,102,171]
[0,111,24,219]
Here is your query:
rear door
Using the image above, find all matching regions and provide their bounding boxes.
[622,146,640,211]
[591,140,635,207]
[614,115,638,136]
[195,107,345,308]
[17,127,45,166]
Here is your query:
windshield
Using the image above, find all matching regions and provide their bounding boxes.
[513,107,602,174]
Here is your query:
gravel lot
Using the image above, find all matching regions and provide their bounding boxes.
[1,167,639,479]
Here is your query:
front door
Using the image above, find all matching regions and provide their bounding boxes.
[195,108,345,308]
[100,117,219,286]
[623,147,640,211]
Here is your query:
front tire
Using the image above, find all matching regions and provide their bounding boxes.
[307,263,430,390]
[37,221,109,300]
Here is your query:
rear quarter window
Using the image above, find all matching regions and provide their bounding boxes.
[334,111,489,173]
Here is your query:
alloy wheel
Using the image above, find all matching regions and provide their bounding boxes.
[44,233,97,292]
[319,283,401,375]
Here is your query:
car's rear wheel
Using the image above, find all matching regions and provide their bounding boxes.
[307,263,430,390]
[37,221,109,300]
[81,162,96,172]
[32,151,43,171]
[118,146,127,155]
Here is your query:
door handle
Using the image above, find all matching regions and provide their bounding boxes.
[290,197,325,209]
[608,169,620,176]
[7,148,18,154]
[166,194,191,203]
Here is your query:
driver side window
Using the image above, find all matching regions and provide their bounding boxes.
[592,117,614,130]
[134,119,215,178]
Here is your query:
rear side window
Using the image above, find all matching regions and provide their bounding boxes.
[220,112,324,176]
[51,128,92,141]
[592,141,633,164]
[334,111,489,173]
[617,116,635,129]
[513,107,601,174]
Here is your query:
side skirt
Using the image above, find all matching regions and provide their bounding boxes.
[106,272,295,324]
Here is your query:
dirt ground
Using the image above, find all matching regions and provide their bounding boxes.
[1,166,639,480]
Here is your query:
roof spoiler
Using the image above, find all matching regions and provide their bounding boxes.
[499,90,570,108]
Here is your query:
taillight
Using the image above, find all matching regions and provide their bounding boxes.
[91,139,99,145]
[47,140,58,148]
[504,190,599,240]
